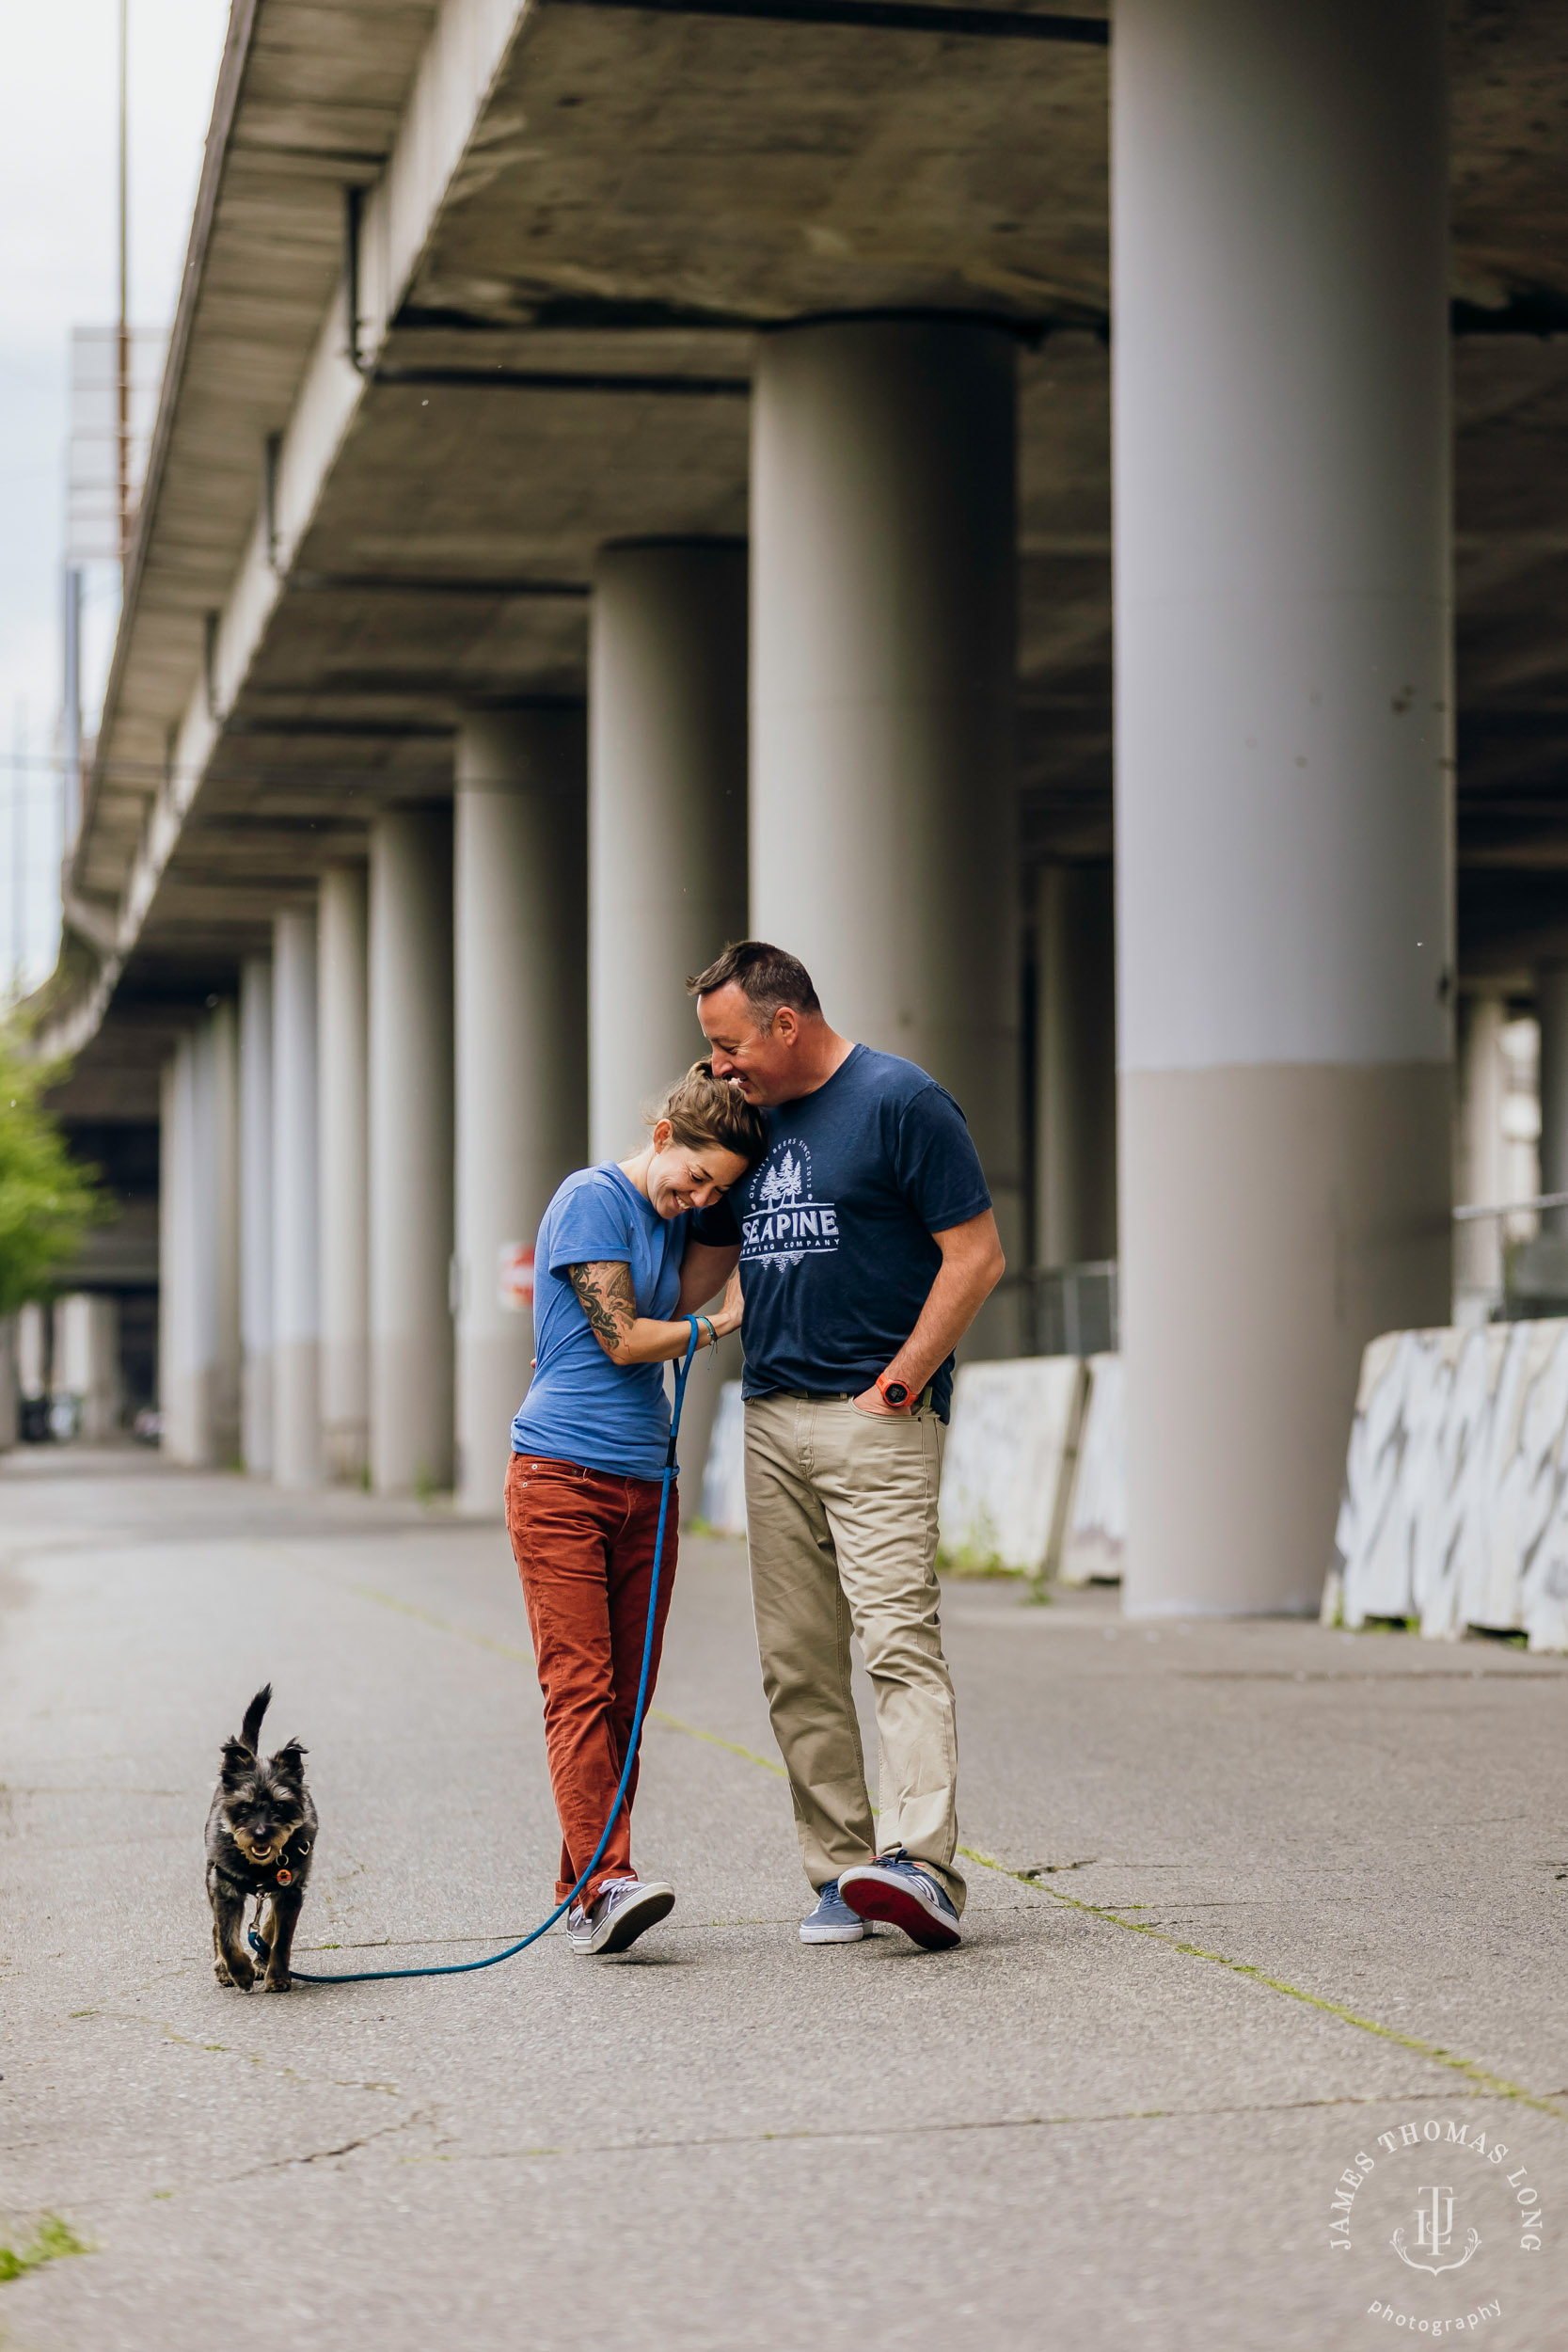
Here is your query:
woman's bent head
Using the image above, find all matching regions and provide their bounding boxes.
[642,1061,768,1218]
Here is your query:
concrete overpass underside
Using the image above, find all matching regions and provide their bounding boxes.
[35,0,1568,1608]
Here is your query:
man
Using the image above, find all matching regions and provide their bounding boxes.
[687,940,1005,1951]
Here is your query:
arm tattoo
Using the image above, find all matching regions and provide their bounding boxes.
[567,1262,637,1356]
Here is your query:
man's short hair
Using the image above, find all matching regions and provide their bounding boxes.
[688,940,822,1024]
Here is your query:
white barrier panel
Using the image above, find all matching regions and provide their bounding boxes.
[1058,1353,1125,1584]
[1335,1320,1568,1652]
[938,1358,1085,1574]
[698,1379,748,1536]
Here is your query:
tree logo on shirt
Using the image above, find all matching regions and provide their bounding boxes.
[742,1139,838,1269]
[757,1150,804,1209]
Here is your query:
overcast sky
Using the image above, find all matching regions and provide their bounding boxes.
[1,0,228,988]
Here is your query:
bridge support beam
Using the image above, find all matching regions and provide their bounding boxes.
[750,316,1022,1354]
[1114,0,1452,1613]
[1034,861,1117,1273]
[273,911,322,1488]
[319,867,371,1483]
[590,541,749,1490]
[589,541,748,1156]
[161,1003,240,1468]
[370,810,455,1497]
[239,956,275,1474]
[454,712,587,1517]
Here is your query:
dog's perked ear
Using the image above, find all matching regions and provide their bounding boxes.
[270,1740,308,1784]
[218,1738,255,1787]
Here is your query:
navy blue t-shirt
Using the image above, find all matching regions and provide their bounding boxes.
[691,1045,991,1420]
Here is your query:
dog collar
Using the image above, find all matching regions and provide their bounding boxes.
[274,1836,311,1885]
[215,1836,310,1893]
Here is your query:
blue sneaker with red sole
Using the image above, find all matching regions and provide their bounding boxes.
[837,1850,961,1950]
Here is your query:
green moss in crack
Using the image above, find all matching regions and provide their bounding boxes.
[0,2216,94,2283]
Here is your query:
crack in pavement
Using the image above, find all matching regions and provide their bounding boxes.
[336,1580,1568,2126]
[221,2110,433,2185]
[390,2082,1546,2169]
[44,2114,441,2217]
[58,2010,403,2097]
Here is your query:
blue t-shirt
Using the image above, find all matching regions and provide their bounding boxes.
[511,1164,687,1480]
[691,1045,991,1420]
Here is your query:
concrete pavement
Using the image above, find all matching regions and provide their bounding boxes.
[2,1446,1566,2350]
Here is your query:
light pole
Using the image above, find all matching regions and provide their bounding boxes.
[117,0,130,573]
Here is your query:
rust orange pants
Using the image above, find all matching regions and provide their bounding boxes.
[505,1451,678,1907]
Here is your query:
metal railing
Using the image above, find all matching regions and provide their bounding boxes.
[1452,1192,1568,1325]
[1452,1190,1568,1225]
[1016,1260,1119,1359]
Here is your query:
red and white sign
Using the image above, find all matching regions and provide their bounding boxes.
[497,1242,534,1312]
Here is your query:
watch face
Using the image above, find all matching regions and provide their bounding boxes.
[883,1381,910,1406]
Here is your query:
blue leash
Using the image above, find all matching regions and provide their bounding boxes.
[253,1319,703,1986]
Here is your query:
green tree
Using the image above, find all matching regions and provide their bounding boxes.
[0,1032,108,1315]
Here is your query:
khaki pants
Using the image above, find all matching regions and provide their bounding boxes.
[743,1392,964,1912]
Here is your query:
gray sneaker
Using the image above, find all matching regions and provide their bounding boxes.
[567,1876,675,1955]
[800,1878,874,1944]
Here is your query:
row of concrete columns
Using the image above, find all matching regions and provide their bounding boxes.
[161,0,1456,1611]
[0,1297,121,1447]
[163,322,1028,1507]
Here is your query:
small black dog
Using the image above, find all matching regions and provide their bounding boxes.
[205,1685,317,1993]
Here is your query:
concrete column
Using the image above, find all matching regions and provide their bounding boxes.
[370,809,454,1495]
[158,1043,192,1454]
[207,1000,243,1466]
[319,867,371,1482]
[0,1315,15,1450]
[752,317,1022,1348]
[1034,862,1117,1270]
[590,543,748,1493]
[1454,991,1508,1296]
[1536,968,1568,1232]
[158,1007,240,1466]
[16,1302,48,1404]
[454,713,587,1516]
[55,1294,121,1439]
[590,544,748,1155]
[272,910,321,1487]
[238,956,275,1472]
[1115,0,1451,1614]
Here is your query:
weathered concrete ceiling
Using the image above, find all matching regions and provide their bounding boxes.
[56,0,1568,1035]
[409,2,1108,328]
[82,0,437,911]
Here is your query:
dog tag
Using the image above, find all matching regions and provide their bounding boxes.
[276,1868,293,1884]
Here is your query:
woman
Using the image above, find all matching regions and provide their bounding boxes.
[506,1062,766,1956]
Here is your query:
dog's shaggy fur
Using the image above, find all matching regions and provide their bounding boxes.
[205,1685,317,1992]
